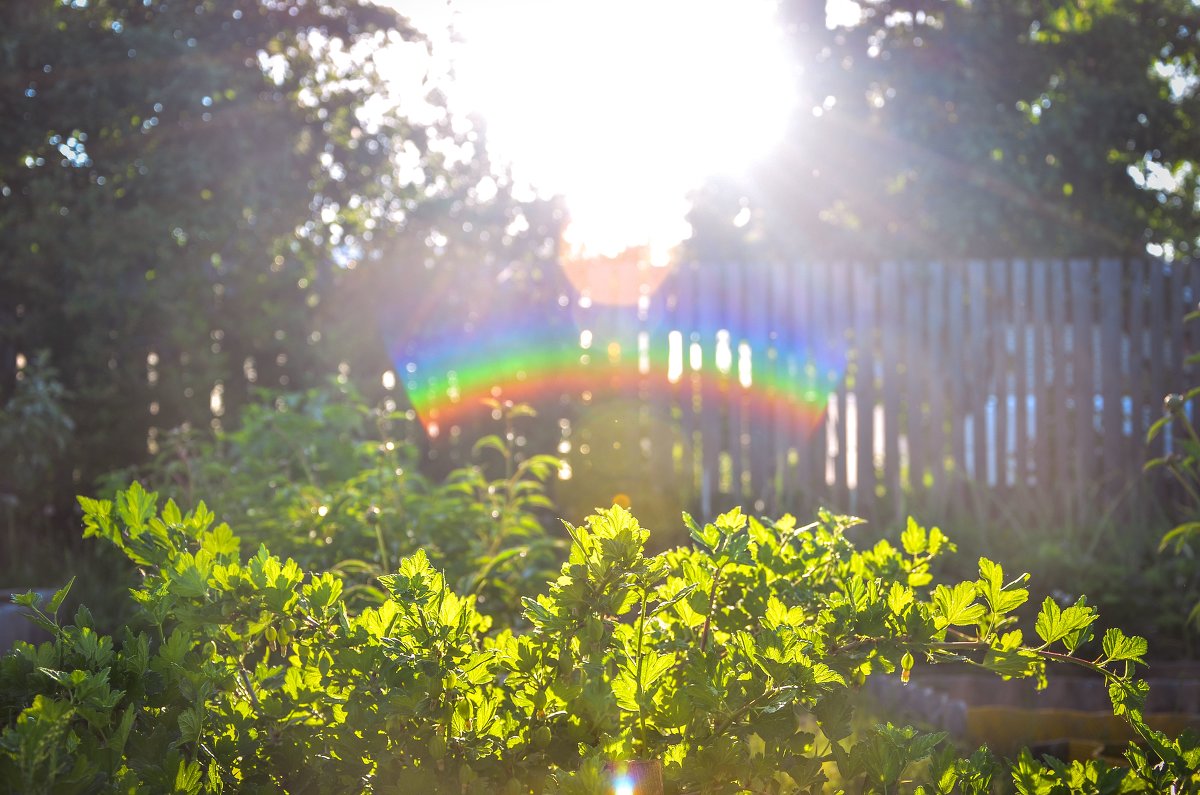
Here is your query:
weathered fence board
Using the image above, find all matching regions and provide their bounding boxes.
[417,260,1192,525]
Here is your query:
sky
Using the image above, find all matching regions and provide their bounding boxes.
[388,0,818,261]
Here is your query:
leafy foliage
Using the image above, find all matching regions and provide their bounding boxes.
[0,352,73,511]
[2,487,1195,793]
[1147,307,1200,634]
[0,0,564,524]
[689,0,1200,262]
[105,388,562,625]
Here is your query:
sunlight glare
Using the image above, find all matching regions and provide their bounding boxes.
[400,0,795,257]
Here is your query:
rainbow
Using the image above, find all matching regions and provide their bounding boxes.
[383,306,844,440]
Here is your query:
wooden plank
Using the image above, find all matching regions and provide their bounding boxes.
[1170,262,1186,383]
[790,262,815,506]
[830,263,851,510]
[1049,261,1071,517]
[925,261,947,510]
[745,261,772,510]
[644,271,674,510]
[1167,262,1188,463]
[991,260,1010,490]
[1098,259,1124,489]
[853,262,878,516]
[806,261,827,508]
[1148,260,1167,461]
[782,261,802,510]
[1069,259,1095,514]
[967,261,989,488]
[1029,260,1048,493]
[905,264,925,499]
[946,262,968,492]
[674,264,698,499]
[767,261,790,513]
[881,261,903,512]
[1126,261,1145,465]
[726,262,746,504]
[1011,259,1029,491]
[697,264,723,517]
[1187,264,1200,421]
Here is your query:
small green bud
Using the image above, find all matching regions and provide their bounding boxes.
[1165,393,1185,413]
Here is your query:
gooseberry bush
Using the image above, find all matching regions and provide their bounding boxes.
[2,485,1198,793]
[106,387,561,625]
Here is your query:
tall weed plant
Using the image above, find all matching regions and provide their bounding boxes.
[106,385,562,626]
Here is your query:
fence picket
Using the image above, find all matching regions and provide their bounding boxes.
[1069,259,1095,514]
[854,262,877,515]
[905,265,925,499]
[1127,260,1146,473]
[926,262,947,510]
[418,257,1190,525]
[946,262,968,495]
[1012,260,1029,492]
[881,261,903,511]
[1098,259,1123,489]
[990,260,1010,491]
[1029,260,1050,498]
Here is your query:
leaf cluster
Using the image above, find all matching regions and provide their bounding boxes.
[106,387,562,626]
[0,490,1194,793]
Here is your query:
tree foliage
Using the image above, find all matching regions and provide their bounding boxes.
[689,0,1200,261]
[3,489,1196,792]
[0,0,563,500]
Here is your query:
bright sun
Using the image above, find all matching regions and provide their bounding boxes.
[396,0,797,261]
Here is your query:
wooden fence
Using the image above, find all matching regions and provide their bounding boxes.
[414,259,1196,526]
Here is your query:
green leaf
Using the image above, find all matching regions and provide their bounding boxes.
[178,708,202,746]
[1034,597,1097,649]
[650,583,697,616]
[1101,628,1147,665]
[976,558,1027,616]
[1160,521,1200,552]
[11,589,42,609]
[163,498,182,527]
[887,582,913,616]
[1108,677,1149,718]
[174,758,203,795]
[471,434,508,459]
[1144,455,1171,472]
[932,582,986,629]
[199,523,239,557]
[901,517,927,556]
[927,526,949,556]
[639,651,675,693]
[1146,414,1171,443]
[47,577,74,616]
[715,506,747,532]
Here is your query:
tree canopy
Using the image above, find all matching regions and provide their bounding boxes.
[688,0,1200,262]
[0,0,560,504]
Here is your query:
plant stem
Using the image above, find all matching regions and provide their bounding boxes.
[375,521,390,575]
[698,563,726,653]
[931,639,1117,680]
[711,685,797,738]
[635,589,649,750]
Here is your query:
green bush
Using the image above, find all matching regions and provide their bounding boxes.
[106,387,562,625]
[0,353,74,567]
[2,484,1196,793]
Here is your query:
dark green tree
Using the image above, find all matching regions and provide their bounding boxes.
[0,1,562,509]
[689,0,1200,262]
[1,0,406,473]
